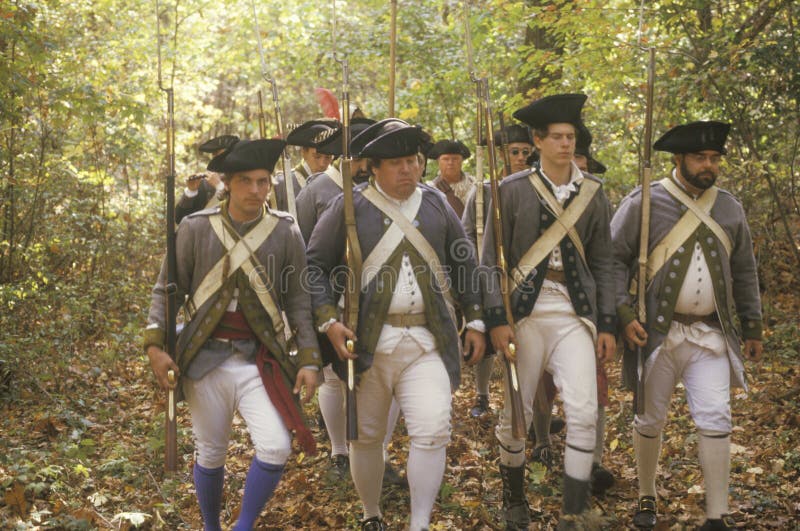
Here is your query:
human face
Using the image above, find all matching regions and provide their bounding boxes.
[302,147,334,173]
[534,123,576,171]
[350,158,370,180]
[225,168,271,222]
[573,154,589,172]
[437,153,464,183]
[373,154,420,200]
[506,142,533,174]
[677,150,722,193]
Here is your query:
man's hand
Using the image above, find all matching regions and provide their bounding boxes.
[490,325,517,362]
[294,368,319,404]
[462,329,486,366]
[624,319,648,350]
[326,322,358,361]
[185,173,205,192]
[146,346,180,390]
[744,339,763,362]
[596,332,616,363]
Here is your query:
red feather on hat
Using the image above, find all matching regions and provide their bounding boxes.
[315,88,341,121]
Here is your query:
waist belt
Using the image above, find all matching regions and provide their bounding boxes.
[545,268,566,283]
[672,312,719,328]
[385,313,428,328]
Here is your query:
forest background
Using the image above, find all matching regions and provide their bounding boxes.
[1,0,799,529]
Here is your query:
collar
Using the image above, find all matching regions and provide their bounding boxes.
[301,161,313,177]
[538,161,584,201]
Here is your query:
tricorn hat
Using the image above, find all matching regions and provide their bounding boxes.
[286,119,341,148]
[495,123,533,145]
[207,139,286,173]
[199,135,240,154]
[653,121,730,154]
[574,123,606,174]
[427,139,471,160]
[351,118,425,159]
[513,93,587,130]
[316,118,377,157]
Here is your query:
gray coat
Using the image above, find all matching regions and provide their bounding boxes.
[295,171,344,243]
[145,204,321,381]
[306,182,483,388]
[480,168,617,335]
[610,179,762,389]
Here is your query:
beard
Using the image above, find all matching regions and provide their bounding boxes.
[680,157,718,190]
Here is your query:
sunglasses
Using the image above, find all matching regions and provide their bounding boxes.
[509,148,532,157]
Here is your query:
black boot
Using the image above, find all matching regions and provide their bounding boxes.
[361,516,386,531]
[698,515,739,530]
[589,462,615,496]
[470,394,490,417]
[556,474,592,530]
[632,496,657,529]
[499,464,530,531]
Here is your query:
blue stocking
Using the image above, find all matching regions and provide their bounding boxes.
[232,457,284,531]
[193,463,224,531]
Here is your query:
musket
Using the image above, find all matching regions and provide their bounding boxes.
[497,112,513,177]
[388,0,398,117]
[483,78,526,439]
[333,0,361,441]
[634,47,656,415]
[257,90,267,139]
[251,0,297,218]
[464,1,485,257]
[155,0,178,473]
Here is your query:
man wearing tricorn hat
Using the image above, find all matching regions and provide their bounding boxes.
[273,118,338,212]
[611,121,763,531]
[295,117,409,488]
[481,93,617,529]
[428,139,475,218]
[143,139,321,530]
[306,118,486,531]
[176,134,239,224]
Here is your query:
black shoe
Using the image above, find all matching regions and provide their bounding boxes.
[327,454,349,482]
[383,461,408,489]
[499,464,531,530]
[531,444,553,468]
[361,516,386,531]
[632,496,657,529]
[470,394,491,417]
[590,462,615,496]
[550,416,565,435]
[698,515,739,531]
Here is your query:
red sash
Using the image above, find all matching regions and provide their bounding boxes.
[213,311,317,455]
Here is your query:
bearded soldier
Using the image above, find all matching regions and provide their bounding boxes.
[611,121,763,531]
[306,118,486,531]
[176,135,239,224]
[144,139,321,531]
[482,94,617,529]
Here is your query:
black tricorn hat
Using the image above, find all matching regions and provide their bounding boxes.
[286,119,341,147]
[653,121,730,154]
[207,139,286,173]
[513,93,587,130]
[199,135,240,154]
[574,123,606,173]
[316,118,377,157]
[495,124,533,145]
[427,139,471,160]
[351,118,425,159]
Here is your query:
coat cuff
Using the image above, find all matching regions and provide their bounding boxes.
[597,313,617,335]
[741,318,762,341]
[484,306,508,330]
[463,302,483,323]
[617,304,637,329]
[143,327,165,352]
[314,304,339,329]
[295,347,323,369]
